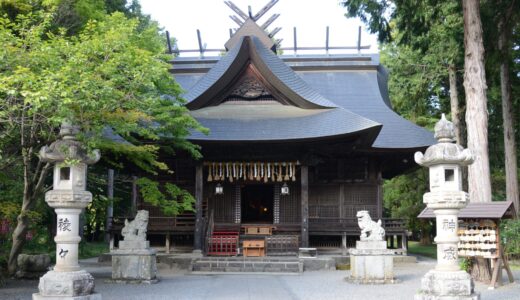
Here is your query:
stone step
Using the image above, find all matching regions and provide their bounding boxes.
[190,257,303,274]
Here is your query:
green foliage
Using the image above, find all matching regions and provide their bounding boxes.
[381,43,447,124]
[500,219,520,258]
[341,0,393,43]
[0,1,205,265]
[136,177,195,216]
[79,241,108,259]
[384,169,432,243]
[343,0,520,213]
[343,0,464,242]
[0,8,205,188]
[408,241,437,259]
[460,257,471,272]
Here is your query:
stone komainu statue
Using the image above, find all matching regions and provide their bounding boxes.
[356,210,385,241]
[121,210,149,241]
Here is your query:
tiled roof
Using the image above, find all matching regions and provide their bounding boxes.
[172,38,435,149]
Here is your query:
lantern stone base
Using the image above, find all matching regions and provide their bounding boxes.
[347,241,396,284]
[414,270,479,300]
[33,270,101,300]
[110,249,158,284]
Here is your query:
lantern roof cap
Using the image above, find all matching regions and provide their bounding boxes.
[414,114,473,167]
[39,122,100,165]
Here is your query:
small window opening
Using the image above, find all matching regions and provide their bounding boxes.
[444,169,455,182]
[60,167,71,180]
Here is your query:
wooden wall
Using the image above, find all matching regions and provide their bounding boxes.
[279,182,301,223]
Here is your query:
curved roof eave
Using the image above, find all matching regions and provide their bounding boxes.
[187,106,382,144]
[295,71,436,149]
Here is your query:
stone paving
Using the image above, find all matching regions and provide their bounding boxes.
[2,257,519,300]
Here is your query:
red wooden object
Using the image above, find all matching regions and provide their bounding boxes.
[207,231,239,256]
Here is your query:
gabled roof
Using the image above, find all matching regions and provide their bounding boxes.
[180,35,385,144]
[184,36,338,110]
[172,9,435,149]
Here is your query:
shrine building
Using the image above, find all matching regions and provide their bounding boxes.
[113,1,435,256]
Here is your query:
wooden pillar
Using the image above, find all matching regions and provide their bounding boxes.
[274,184,280,224]
[341,232,347,255]
[109,235,115,250]
[131,175,138,214]
[339,184,345,219]
[105,169,114,243]
[376,170,383,219]
[402,233,408,253]
[193,163,203,253]
[165,233,171,254]
[301,165,309,247]
[235,184,241,224]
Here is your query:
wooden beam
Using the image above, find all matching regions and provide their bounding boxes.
[193,163,204,252]
[196,29,204,56]
[224,1,249,21]
[269,27,281,38]
[166,31,172,54]
[301,165,309,247]
[253,0,279,21]
[325,26,330,53]
[229,15,243,26]
[357,26,362,53]
[293,27,297,54]
[261,13,280,30]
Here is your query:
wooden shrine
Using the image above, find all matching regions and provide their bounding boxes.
[110,1,435,256]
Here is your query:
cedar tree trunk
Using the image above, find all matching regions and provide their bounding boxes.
[462,0,492,203]
[498,6,519,214]
[463,0,493,282]
[448,64,463,146]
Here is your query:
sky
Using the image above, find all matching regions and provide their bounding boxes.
[139,0,379,56]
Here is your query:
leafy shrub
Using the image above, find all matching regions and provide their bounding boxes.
[500,219,520,259]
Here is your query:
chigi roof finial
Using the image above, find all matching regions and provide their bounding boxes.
[224,0,281,51]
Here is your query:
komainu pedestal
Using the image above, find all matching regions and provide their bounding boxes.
[348,211,396,284]
[349,240,395,284]
[415,270,478,300]
[110,210,157,284]
[34,271,98,300]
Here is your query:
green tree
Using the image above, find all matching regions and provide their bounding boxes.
[0,10,205,274]
[342,0,465,243]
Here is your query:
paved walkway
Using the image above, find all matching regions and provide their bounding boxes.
[2,257,519,300]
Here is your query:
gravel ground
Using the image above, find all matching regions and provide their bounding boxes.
[2,257,519,300]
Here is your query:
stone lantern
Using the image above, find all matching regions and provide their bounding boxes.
[34,123,101,300]
[414,114,478,300]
